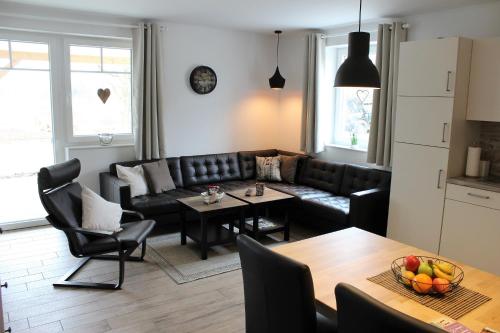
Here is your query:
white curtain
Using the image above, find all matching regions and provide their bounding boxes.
[367,22,408,167]
[301,33,328,154]
[133,23,166,160]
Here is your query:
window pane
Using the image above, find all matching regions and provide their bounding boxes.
[103,48,131,73]
[71,72,131,135]
[0,69,54,223]
[70,45,101,71]
[0,41,9,68]
[11,41,49,70]
[330,44,377,150]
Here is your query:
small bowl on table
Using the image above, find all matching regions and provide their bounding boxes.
[201,191,225,204]
[391,256,464,296]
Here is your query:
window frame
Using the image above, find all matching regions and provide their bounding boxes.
[63,37,133,143]
[325,31,378,152]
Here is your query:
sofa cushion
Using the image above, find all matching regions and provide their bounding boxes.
[266,183,333,200]
[302,195,350,227]
[339,165,391,196]
[142,159,176,194]
[181,153,241,187]
[110,157,183,188]
[279,155,300,184]
[129,188,197,216]
[238,149,278,180]
[256,156,282,182]
[298,159,345,194]
[188,180,257,194]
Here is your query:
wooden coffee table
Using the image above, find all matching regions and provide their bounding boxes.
[227,187,294,241]
[177,195,248,260]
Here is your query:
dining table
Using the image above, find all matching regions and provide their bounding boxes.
[273,227,500,332]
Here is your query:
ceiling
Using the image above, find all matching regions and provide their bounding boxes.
[2,0,496,32]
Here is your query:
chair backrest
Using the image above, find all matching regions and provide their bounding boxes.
[38,159,87,255]
[335,283,445,333]
[236,235,317,333]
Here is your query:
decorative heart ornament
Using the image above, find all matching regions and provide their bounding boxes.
[97,88,111,104]
[356,89,369,104]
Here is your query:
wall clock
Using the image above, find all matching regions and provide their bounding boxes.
[190,66,217,94]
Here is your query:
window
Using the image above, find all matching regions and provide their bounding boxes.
[328,43,377,151]
[69,44,132,137]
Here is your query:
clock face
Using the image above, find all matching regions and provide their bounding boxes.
[190,66,217,94]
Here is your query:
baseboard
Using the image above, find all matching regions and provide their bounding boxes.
[0,218,49,231]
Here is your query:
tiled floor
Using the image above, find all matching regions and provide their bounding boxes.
[0,226,245,332]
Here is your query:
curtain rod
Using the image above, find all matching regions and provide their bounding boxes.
[321,23,409,39]
[0,12,165,30]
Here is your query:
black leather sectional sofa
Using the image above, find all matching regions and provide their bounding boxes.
[100,149,391,236]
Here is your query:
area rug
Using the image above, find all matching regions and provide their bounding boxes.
[146,225,317,284]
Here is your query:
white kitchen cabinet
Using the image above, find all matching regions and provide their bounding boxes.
[467,37,500,121]
[441,197,500,275]
[395,97,454,148]
[398,38,464,97]
[387,142,449,253]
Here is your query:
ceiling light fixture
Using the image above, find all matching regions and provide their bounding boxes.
[334,0,380,89]
[269,30,286,90]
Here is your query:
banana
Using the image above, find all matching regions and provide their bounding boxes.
[433,265,454,281]
[436,262,454,275]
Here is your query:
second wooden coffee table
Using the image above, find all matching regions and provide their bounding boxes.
[227,187,294,241]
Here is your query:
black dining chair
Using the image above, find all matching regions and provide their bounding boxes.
[37,158,156,290]
[335,283,445,333]
[236,235,337,333]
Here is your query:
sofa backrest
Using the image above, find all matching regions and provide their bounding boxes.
[181,152,241,187]
[238,149,278,180]
[339,165,391,196]
[109,157,184,188]
[298,159,345,194]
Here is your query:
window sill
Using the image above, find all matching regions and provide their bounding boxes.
[325,143,367,153]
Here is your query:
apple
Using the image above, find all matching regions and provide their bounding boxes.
[404,255,420,272]
[433,278,450,294]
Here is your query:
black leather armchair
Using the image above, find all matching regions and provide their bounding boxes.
[237,235,337,333]
[38,159,156,290]
[335,283,444,333]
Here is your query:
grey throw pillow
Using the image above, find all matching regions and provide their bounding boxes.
[256,156,282,182]
[279,155,299,184]
[142,159,176,194]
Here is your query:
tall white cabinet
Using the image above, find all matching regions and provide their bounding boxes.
[387,37,478,253]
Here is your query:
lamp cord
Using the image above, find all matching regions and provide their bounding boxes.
[276,33,280,66]
[358,0,362,32]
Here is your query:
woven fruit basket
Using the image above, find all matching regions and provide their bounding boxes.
[391,256,464,295]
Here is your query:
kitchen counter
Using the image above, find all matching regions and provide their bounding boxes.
[448,176,500,193]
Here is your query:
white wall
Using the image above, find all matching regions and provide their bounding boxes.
[162,23,278,156]
[276,1,500,165]
[404,1,500,41]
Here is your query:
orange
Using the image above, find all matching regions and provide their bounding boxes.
[412,274,433,294]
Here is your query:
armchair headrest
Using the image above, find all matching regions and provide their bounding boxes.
[38,158,81,191]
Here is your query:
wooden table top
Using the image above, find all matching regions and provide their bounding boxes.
[273,228,500,332]
[227,187,294,205]
[177,195,248,213]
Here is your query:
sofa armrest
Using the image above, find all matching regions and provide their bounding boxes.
[99,172,132,209]
[349,188,390,236]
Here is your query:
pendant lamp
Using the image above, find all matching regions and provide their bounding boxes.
[334,0,380,88]
[269,30,286,89]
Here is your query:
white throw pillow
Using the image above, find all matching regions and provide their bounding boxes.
[81,186,123,234]
[116,164,149,197]
[256,156,282,182]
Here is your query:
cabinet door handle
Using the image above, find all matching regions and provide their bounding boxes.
[437,169,444,189]
[0,282,7,289]
[446,71,452,92]
[441,123,448,143]
[467,193,490,199]
[5,327,11,333]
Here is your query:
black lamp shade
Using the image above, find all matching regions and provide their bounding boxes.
[269,66,286,89]
[334,32,380,88]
